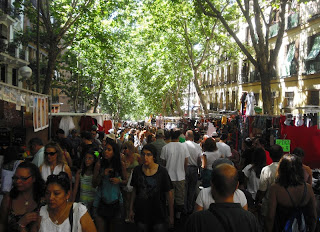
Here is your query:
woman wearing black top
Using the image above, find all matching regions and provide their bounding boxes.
[129,144,174,232]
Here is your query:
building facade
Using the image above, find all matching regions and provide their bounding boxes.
[189,0,320,116]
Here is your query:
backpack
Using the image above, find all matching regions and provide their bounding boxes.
[283,183,307,232]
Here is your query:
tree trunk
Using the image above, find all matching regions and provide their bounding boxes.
[193,69,208,115]
[94,80,104,113]
[259,68,272,115]
[43,50,59,94]
[174,92,183,116]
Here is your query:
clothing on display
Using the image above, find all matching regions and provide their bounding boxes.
[245,92,256,116]
[59,116,75,136]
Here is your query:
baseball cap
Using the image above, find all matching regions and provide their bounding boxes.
[156,129,164,136]
[105,133,116,141]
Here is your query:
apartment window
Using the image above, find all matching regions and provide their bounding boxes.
[231,91,236,110]
[226,91,229,109]
[285,92,294,107]
[227,64,231,83]
[0,24,8,39]
[12,68,17,86]
[305,34,320,74]
[1,65,5,82]
[282,42,299,76]
[308,90,319,106]
[254,93,259,105]
[233,63,238,82]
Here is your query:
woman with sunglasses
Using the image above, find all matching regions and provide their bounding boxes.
[32,172,96,232]
[0,162,45,232]
[40,143,72,191]
[92,140,127,232]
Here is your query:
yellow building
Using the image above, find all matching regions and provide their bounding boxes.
[198,0,320,116]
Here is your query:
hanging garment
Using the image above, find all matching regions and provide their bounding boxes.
[245,92,256,116]
[59,116,75,136]
[103,120,113,134]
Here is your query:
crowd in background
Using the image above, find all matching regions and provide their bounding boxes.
[0,124,318,232]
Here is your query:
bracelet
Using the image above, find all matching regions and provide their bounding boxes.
[19,223,25,228]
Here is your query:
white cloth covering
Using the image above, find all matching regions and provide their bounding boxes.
[59,116,75,136]
[160,142,190,181]
[196,187,247,210]
[245,92,256,116]
[39,203,87,232]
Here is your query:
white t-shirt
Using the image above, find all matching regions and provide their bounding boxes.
[184,141,202,166]
[203,151,222,170]
[196,187,247,210]
[242,164,260,200]
[39,203,87,232]
[41,164,65,182]
[216,142,232,158]
[258,162,279,216]
[160,142,190,181]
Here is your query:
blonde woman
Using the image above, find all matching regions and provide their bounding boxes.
[40,143,72,192]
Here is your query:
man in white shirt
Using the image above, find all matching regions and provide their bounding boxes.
[29,137,45,167]
[256,145,283,218]
[184,130,202,214]
[195,159,248,211]
[161,129,190,219]
[216,133,232,158]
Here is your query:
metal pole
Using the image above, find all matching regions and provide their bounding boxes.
[36,0,40,92]
[188,76,190,118]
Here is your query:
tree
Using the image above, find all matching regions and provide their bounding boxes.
[16,0,95,94]
[197,0,289,114]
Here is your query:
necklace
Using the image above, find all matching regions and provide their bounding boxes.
[22,191,32,206]
[50,203,69,225]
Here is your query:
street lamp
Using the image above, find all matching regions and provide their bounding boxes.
[19,66,32,78]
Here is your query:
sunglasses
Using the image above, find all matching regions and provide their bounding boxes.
[12,175,32,182]
[45,151,57,156]
[47,172,69,182]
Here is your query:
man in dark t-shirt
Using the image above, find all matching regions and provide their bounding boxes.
[186,164,260,232]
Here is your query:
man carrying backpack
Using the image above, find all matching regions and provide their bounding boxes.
[185,163,260,232]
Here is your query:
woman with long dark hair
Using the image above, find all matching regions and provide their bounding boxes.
[92,140,127,232]
[72,150,98,214]
[242,147,266,200]
[266,154,317,232]
[0,162,45,232]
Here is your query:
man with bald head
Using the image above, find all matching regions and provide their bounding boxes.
[186,164,260,232]
[184,130,202,214]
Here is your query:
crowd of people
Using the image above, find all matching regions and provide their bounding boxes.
[0,125,318,232]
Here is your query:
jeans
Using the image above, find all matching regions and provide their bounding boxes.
[185,165,199,214]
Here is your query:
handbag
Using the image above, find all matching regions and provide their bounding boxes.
[97,200,120,217]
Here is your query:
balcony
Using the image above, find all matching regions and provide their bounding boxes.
[249,70,261,82]
[7,42,16,57]
[287,12,299,30]
[269,23,279,38]
[0,1,20,22]
[240,73,249,83]
[305,60,320,75]
[305,0,320,21]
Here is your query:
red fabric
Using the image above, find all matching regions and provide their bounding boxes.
[281,125,320,169]
[103,120,113,134]
[79,116,94,132]
[265,150,272,165]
